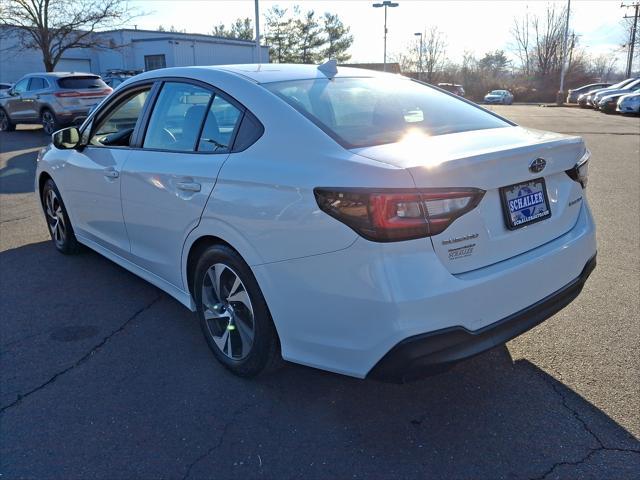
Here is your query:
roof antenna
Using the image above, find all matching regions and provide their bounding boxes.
[318,59,338,78]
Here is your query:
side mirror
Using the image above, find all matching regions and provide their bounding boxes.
[52,126,80,149]
[9,89,17,96]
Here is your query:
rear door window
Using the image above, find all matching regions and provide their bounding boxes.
[28,77,47,91]
[143,82,213,152]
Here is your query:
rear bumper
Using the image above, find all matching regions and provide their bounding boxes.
[368,254,596,382]
[255,200,597,378]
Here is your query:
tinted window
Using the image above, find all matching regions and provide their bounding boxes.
[232,111,264,152]
[58,76,107,89]
[266,77,510,148]
[28,77,46,91]
[144,82,212,152]
[13,78,29,94]
[91,88,150,146]
[197,95,242,153]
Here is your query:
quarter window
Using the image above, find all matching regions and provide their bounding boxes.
[197,95,242,153]
[144,82,212,152]
[90,88,150,147]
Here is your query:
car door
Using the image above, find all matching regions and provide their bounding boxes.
[59,84,153,257]
[23,77,47,120]
[121,80,243,289]
[5,78,30,120]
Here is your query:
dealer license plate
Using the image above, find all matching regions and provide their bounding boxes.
[500,178,551,230]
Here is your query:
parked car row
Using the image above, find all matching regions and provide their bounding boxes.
[571,77,640,115]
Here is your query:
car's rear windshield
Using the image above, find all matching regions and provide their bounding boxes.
[265,77,510,148]
[57,76,107,89]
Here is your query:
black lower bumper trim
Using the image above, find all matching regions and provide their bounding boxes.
[367,254,597,383]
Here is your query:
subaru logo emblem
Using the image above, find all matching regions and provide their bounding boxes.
[529,158,546,174]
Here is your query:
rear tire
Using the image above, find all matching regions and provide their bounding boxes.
[193,244,281,377]
[0,108,15,132]
[41,179,81,254]
[41,109,59,135]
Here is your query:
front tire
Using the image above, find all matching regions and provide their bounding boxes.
[41,109,59,135]
[41,179,81,254]
[0,108,15,132]
[193,245,280,377]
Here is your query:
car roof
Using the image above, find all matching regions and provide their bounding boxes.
[196,63,394,84]
[23,72,99,78]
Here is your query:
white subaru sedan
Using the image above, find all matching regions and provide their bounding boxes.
[36,64,596,382]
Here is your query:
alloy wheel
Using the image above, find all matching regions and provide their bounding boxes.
[42,111,55,134]
[44,188,66,247]
[201,263,255,360]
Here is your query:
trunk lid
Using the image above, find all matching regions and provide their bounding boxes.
[353,126,586,274]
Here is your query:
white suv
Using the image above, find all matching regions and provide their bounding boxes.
[35,64,596,381]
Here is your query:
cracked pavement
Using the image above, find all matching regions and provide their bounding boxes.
[1,107,639,479]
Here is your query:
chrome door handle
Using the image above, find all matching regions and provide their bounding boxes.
[176,181,201,192]
[104,168,119,179]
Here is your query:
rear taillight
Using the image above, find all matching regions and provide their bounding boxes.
[54,88,112,98]
[314,188,485,242]
[566,149,590,189]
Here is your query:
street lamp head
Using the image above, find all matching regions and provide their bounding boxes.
[372,3,383,7]
[373,1,399,6]
[414,32,422,36]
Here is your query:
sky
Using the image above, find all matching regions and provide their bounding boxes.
[127,0,631,67]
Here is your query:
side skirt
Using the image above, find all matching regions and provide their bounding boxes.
[76,234,196,311]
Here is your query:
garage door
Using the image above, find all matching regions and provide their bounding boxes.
[56,58,92,74]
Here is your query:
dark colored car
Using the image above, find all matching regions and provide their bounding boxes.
[102,69,143,89]
[566,82,612,103]
[0,72,112,134]
[437,83,465,96]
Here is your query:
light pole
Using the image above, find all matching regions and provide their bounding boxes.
[414,32,423,81]
[557,0,571,105]
[373,1,399,72]
[255,0,262,63]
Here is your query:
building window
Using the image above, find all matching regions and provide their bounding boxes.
[144,54,166,71]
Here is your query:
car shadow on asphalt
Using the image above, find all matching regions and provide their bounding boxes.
[2,241,639,478]
[0,150,38,194]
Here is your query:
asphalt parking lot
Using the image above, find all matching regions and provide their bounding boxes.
[1,106,639,479]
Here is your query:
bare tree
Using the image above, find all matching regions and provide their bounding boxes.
[0,0,136,71]
[510,4,568,78]
[511,12,532,76]
[422,27,447,83]
[531,3,566,77]
[589,53,618,81]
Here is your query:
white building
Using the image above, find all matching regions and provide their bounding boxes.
[0,27,269,83]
